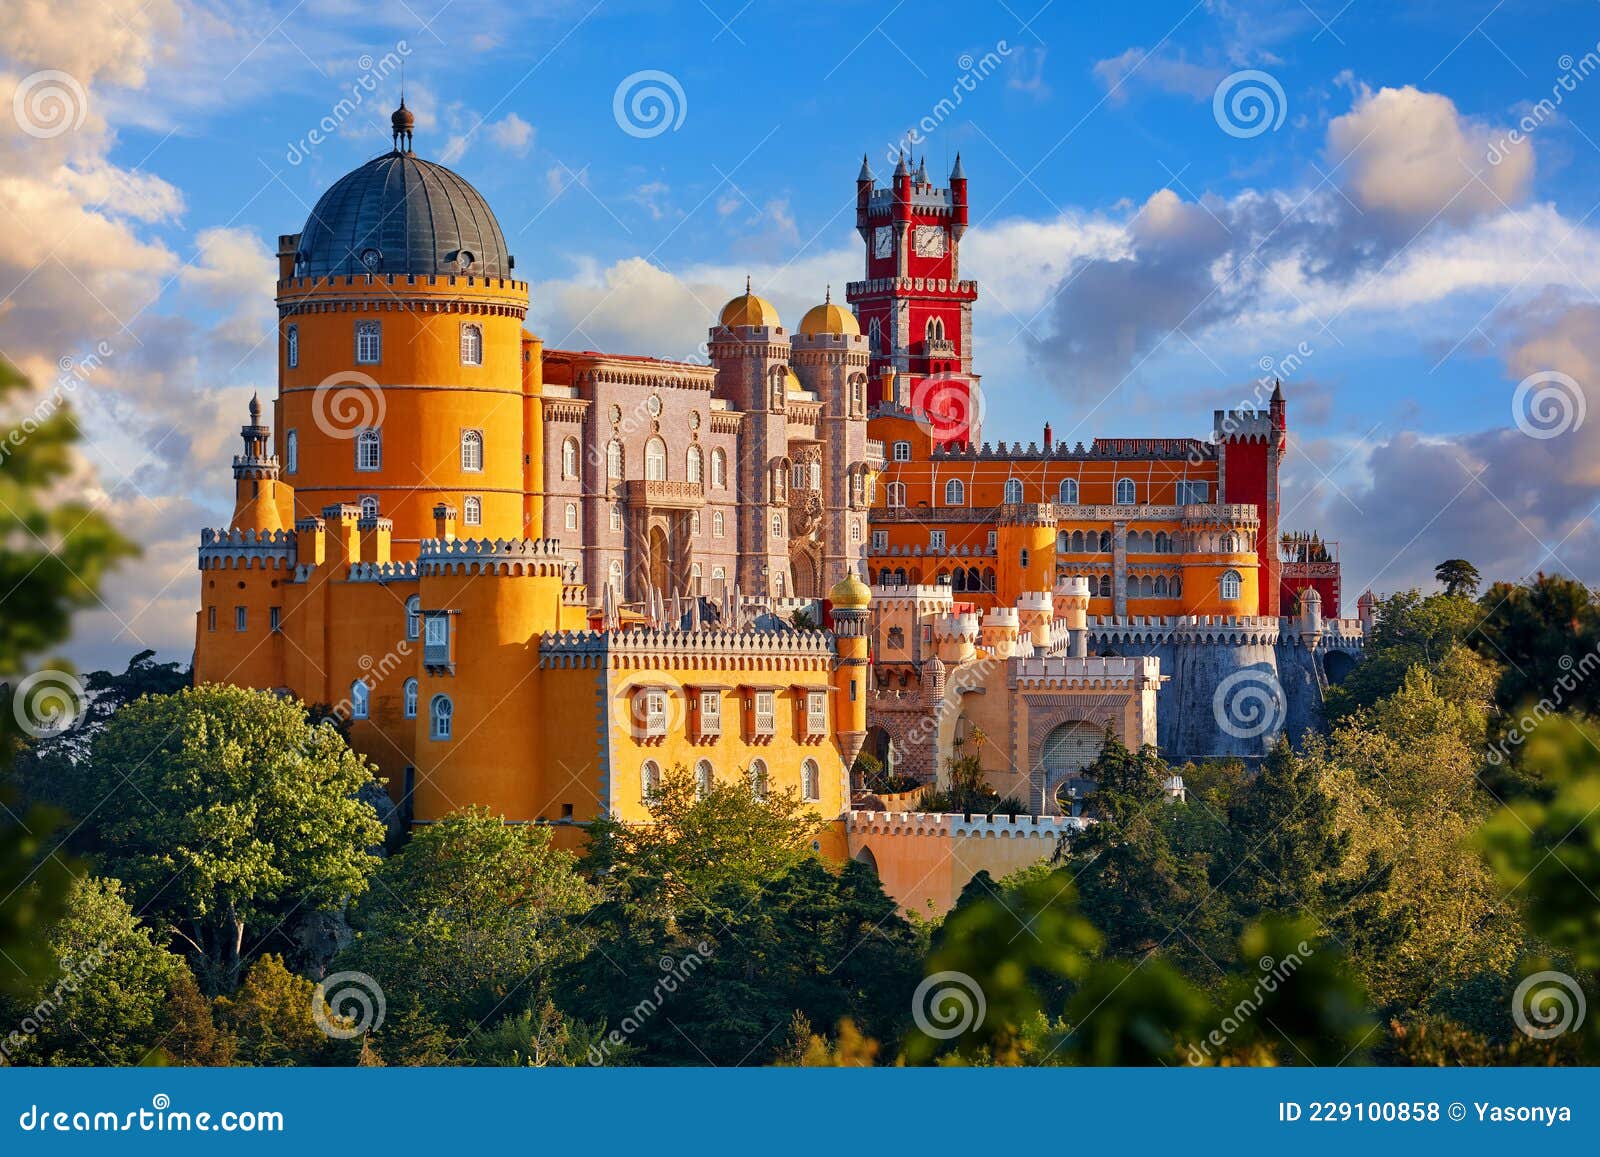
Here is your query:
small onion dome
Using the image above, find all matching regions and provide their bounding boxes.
[719,276,781,329]
[391,100,415,135]
[798,288,860,336]
[830,571,872,609]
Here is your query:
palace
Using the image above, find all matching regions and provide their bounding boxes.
[192,103,1364,912]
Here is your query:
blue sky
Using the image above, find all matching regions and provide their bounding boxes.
[2,0,1598,665]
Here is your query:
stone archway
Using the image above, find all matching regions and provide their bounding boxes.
[1037,721,1102,814]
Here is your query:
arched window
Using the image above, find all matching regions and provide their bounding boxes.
[285,429,298,474]
[944,478,965,505]
[460,429,484,472]
[1115,477,1136,505]
[809,460,822,490]
[359,495,379,521]
[687,444,703,484]
[355,321,381,364]
[403,678,418,719]
[356,428,381,471]
[1220,533,1238,554]
[460,323,483,366]
[1220,569,1242,600]
[562,438,580,480]
[749,759,769,802]
[801,758,820,801]
[429,694,453,740]
[463,496,482,526]
[641,759,661,801]
[694,759,713,798]
[771,513,783,538]
[711,447,727,488]
[893,441,911,462]
[712,510,725,537]
[285,324,298,368]
[608,559,624,594]
[645,437,667,481]
[406,595,421,640]
[850,520,862,543]
[887,481,906,507]
[1003,478,1024,503]
[712,565,726,583]
[350,679,369,719]
[1058,478,1078,504]
[610,507,622,532]
[564,502,578,531]
[607,440,624,480]
[868,317,882,354]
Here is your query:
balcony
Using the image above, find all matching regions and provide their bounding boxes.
[622,479,705,510]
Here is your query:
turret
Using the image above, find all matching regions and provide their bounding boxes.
[230,394,287,534]
[828,572,872,773]
[980,607,1020,659]
[950,152,968,236]
[932,612,979,665]
[1016,591,1052,650]
[1298,585,1324,646]
[433,502,457,542]
[1358,589,1378,632]
[1053,575,1091,658]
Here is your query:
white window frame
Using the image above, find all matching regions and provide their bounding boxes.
[356,321,381,364]
[892,441,911,462]
[562,438,580,480]
[713,510,725,538]
[460,323,483,367]
[1115,477,1137,506]
[565,502,578,531]
[356,428,381,472]
[805,690,826,736]
[801,758,820,802]
[460,429,484,473]
[463,496,482,526]
[286,324,298,368]
[711,448,727,489]
[406,596,421,640]
[234,606,248,632]
[871,530,888,552]
[687,444,703,484]
[359,495,379,521]
[694,759,714,797]
[429,694,453,740]
[637,689,668,739]
[929,530,946,551]
[749,758,769,801]
[1220,569,1243,601]
[350,680,369,720]
[607,440,624,480]
[645,437,667,482]
[699,689,721,737]
[285,429,298,474]
[1059,478,1079,504]
[753,690,776,736]
[403,678,418,719]
[1004,478,1024,503]
[944,479,965,506]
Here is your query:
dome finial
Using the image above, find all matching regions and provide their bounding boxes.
[248,392,261,423]
[745,274,751,294]
[391,84,415,154]
[824,284,831,303]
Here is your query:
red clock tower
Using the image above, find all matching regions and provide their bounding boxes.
[848,152,982,444]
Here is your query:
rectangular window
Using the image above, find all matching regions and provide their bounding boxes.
[423,613,451,666]
[699,690,721,734]
[639,689,668,738]
[1176,481,1210,504]
[609,506,622,532]
[893,441,911,462]
[753,690,776,736]
[270,606,281,632]
[806,690,827,736]
[929,530,946,551]
[871,530,888,552]
[356,321,381,364]
[207,605,216,632]
[234,606,247,632]
[286,324,298,368]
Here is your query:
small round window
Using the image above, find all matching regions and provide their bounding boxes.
[456,250,476,271]
[359,248,382,270]
[647,394,663,417]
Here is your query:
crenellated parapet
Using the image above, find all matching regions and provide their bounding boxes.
[1007,654,1163,691]
[1085,613,1288,648]
[347,561,419,583]
[198,527,296,570]
[846,810,1087,839]
[927,437,1217,462]
[418,536,569,577]
[539,626,838,671]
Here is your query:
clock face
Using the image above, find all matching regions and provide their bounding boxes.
[873,226,894,259]
[913,226,947,257]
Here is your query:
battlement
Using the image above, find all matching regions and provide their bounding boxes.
[418,537,569,577]
[932,612,980,640]
[1213,408,1278,443]
[982,607,1020,627]
[846,810,1087,839]
[198,527,297,569]
[539,625,838,670]
[873,542,998,558]
[927,438,1216,462]
[871,503,1258,527]
[1008,654,1163,689]
[845,276,978,299]
[347,561,419,583]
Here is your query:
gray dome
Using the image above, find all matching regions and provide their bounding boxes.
[296,148,512,279]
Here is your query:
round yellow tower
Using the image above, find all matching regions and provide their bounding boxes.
[273,103,534,557]
[829,571,871,774]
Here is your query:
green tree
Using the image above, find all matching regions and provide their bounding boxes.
[583,764,823,916]
[1322,588,1482,723]
[562,859,922,1066]
[1472,573,1600,720]
[1225,738,1347,919]
[340,808,597,1037]
[81,685,385,990]
[1435,558,1482,598]
[0,358,134,1004]
[0,876,182,1066]
[214,953,338,1066]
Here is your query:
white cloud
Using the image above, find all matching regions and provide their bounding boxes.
[487,112,533,156]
